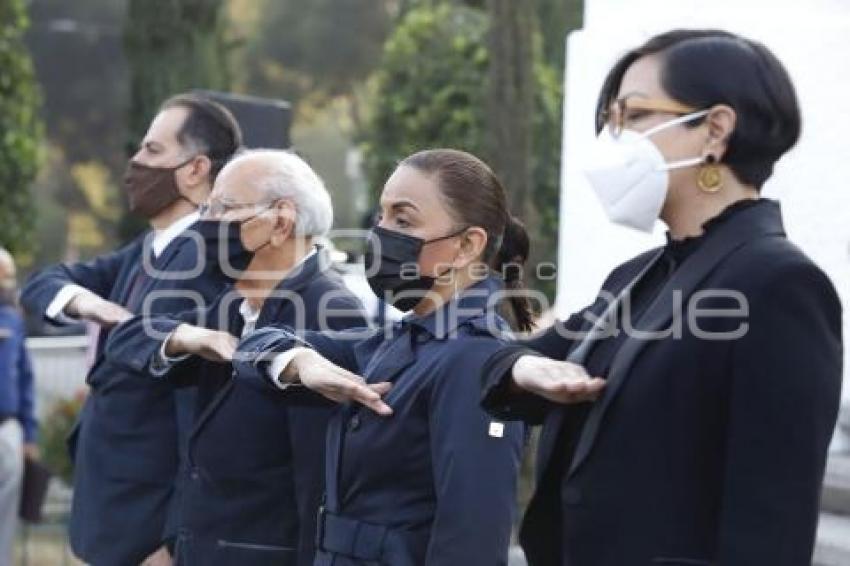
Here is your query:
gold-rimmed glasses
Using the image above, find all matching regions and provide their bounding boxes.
[600,96,701,137]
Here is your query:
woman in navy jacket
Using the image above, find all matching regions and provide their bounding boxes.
[235,149,530,566]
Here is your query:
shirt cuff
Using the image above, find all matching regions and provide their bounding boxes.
[45,284,88,324]
[267,348,310,390]
[150,332,191,377]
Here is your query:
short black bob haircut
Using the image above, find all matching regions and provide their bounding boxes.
[595,29,801,189]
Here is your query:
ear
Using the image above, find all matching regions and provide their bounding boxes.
[453,226,488,269]
[703,104,737,161]
[270,200,297,246]
[184,155,213,187]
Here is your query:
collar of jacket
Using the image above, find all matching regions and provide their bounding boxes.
[401,275,506,340]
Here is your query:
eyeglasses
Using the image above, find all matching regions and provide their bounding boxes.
[600,96,701,138]
[199,198,281,219]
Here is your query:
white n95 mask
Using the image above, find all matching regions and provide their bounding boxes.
[582,110,710,233]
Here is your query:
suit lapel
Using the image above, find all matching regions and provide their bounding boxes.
[566,201,786,478]
[189,248,325,440]
[534,249,664,477]
[189,298,244,441]
[133,230,192,304]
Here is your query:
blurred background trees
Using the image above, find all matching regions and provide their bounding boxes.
[0,0,43,262]
[13,0,583,300]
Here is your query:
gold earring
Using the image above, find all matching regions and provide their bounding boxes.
[697,155,723,193]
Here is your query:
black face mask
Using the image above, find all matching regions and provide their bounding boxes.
[195,219,256,276]
[364,225,465,312]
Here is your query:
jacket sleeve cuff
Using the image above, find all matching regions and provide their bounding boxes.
[480,346,552,425]
[45,284,88,324]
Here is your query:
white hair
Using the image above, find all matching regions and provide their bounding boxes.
[224,148,333,237]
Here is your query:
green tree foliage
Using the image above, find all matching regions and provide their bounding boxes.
[536,0,583,73]
[240,0,389,105]
[121,0,230,239]
[361,3,562,298]
[23,0,130,266]
[363,5,490,188]
[0,0,43,258]
[124,0,230,146]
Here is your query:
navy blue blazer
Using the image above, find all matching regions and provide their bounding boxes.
[106,249,367,566]
[481,200,844,566]
[21,225,229,566]
[235,276,525,566]
[0,304,37,442]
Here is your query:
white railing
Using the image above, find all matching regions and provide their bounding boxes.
[25,335,91,419]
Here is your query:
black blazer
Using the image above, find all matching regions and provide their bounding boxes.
[481,201,843,566]
[21,227,230,565]
[106,249,367,566]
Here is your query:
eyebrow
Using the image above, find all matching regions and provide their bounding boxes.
[385,199,420,213]
[616,91,650,101]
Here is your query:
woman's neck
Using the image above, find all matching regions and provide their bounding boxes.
[412,271,476,317]
[663,180,760,241]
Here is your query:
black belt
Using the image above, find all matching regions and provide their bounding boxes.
[316,507,424,563]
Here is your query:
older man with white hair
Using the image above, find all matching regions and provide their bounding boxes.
[105,149,369,566]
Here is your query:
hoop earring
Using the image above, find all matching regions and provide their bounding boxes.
[697,154,723,193]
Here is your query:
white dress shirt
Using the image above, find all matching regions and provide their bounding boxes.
[45,211,201,323]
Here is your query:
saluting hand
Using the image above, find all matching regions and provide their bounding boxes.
[66,290,132,328]
[512,355,606,404]
[166,324,238,363]
[281,348,393,416]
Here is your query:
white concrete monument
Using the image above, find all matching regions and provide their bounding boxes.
[556,0,850,447]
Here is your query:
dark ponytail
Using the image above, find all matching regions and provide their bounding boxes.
[401,149,536,333]
[493,215,535,332]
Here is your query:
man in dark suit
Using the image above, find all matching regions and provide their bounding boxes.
[21,94,242,565]
[105,149,367,566]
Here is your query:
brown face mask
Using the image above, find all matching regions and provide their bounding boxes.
[124,155,197,219]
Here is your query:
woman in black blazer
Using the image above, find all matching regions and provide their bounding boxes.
[481,29,843,566]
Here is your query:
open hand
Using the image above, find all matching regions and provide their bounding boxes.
[512,355,606,404]
[283,349,393,415]
[67,291,132,328]
[168,324,238,363]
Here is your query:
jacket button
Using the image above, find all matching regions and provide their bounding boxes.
[348,415,361,431]
[190,467,200,480]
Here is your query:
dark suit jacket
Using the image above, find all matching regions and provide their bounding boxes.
[106,249,367,566]
[21,226,229,565]
[481,201,843,566]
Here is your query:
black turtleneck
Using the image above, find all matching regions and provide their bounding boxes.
[586,197,766,377]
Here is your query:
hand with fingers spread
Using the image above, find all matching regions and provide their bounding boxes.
[166,323,238,363]
[278,348,393,415]
[512,355,606,404]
